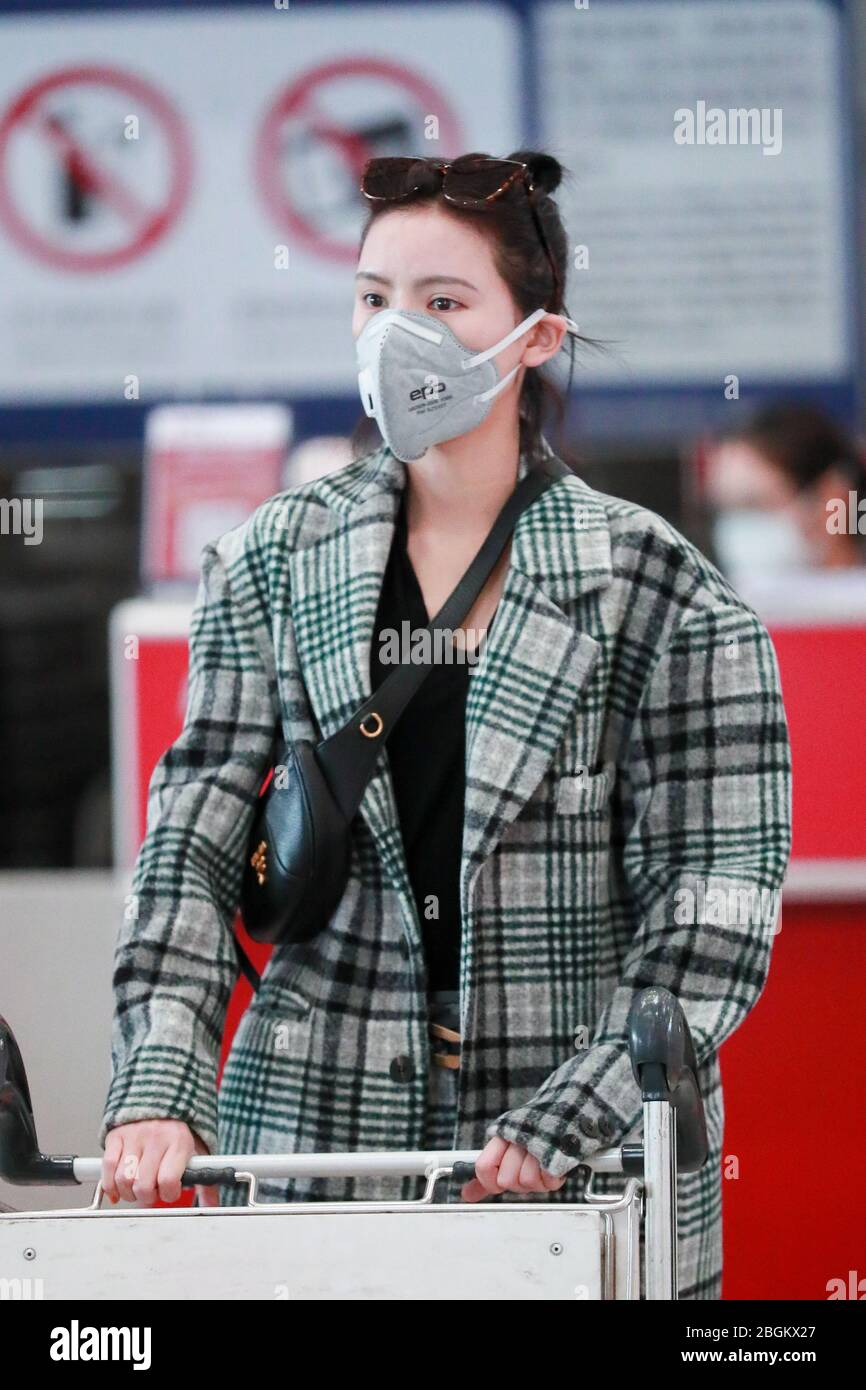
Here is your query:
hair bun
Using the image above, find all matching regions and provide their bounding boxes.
[508,150,563,196]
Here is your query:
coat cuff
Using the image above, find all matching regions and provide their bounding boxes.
[98,1040,218,1157]
[483,1042,639,1178]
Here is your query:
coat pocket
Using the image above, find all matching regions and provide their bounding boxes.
[555,761,615,814]
[247,973,314,1020]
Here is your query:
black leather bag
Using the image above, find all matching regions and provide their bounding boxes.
[234,455,568,990]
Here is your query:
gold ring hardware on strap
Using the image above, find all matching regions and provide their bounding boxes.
[429,1021,461,1043]
[359,711,384,738]
[432,1052,460,1069]
[429,1019,462,1069]
[250,840,268,886]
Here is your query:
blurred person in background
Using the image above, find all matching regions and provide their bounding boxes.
[706,402,866,578]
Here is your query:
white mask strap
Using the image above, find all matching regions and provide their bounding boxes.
[473,309,582,402]
[463,307,548,370]
[475,361,522,404]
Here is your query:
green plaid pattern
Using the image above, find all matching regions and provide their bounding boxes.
[101,437,792,1301]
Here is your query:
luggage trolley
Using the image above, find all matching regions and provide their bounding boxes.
[0,986,707,1300]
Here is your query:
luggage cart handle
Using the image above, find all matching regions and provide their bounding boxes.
[1,988,707,1188]
[622,986,709,1175]
[0,1023,79,1186]
[181,1167,243,1189]
[450,1161,476,1185]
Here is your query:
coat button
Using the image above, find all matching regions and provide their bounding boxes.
[578,1115,599,1138]
[598,1115,616,1138]
[389,1055,415,1084]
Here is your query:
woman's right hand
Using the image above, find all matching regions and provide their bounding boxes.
[101,1119,218,1207]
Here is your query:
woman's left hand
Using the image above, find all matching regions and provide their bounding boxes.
[459,1135,566,1201]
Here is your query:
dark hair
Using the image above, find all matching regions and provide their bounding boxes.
[730,402,864,494]
[352,148,601,468]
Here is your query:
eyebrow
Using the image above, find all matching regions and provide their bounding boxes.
[355,271,479,292]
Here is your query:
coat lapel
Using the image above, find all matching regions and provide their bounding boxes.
[287,446,414,914]
[460,465,612,917]
[287,440,613,937]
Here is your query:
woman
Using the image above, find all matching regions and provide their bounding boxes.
[99,151,792,1300]
[706,402,866,575]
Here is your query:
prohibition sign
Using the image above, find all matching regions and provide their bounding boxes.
[0,65,193,272]
[254,56,462,264]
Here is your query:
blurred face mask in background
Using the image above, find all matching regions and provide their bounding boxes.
[356,305,557,463]
[712,508,812,574]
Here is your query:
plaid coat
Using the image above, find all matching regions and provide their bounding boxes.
[101,437,792,1300]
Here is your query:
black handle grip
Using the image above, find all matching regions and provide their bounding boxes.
[180,1166,242,1188]
[0,1018,80,1186]
[626,986,709,1173]
[450,1160,477,1185]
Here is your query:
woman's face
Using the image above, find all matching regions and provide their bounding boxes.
[705,438,827,571]
[353,203,563,375]
[705,440,797,513]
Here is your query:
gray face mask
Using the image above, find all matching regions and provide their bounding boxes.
[355,306,577,463]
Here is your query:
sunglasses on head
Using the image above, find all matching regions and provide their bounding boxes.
[360,155,564,313]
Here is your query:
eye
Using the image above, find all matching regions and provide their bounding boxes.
[429,295,460,312]
[362,291,386,309]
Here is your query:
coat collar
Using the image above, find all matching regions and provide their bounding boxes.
[287,438,612,944]
[310,436,613,604]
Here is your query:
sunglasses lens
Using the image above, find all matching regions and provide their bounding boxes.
[361,157,427,200]
[443,157,521,207]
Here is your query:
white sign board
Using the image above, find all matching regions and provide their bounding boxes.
[0,4,521,403]
[539,0,851,387]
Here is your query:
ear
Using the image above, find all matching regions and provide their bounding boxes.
[521,312,571,368]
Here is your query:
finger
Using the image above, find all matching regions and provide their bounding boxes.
[519,1150,545,1191]
[115,1142,144,1204]
[191,1127,211,1158]
[157,1142,191,1205]
[101,1131,123,1203]
[540,1167,567,1191]
[498,1143,532,1192]
[517,1151,564,1194]
[473,1137,508,1195]
[459,1178,492,1203]
[131,1138,169,1206]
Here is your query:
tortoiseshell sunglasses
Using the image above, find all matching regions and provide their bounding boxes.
[360,155,563,311]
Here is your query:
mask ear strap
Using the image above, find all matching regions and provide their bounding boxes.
[472,310,582,403]
[462,307,548,370]
[475,361,523,403]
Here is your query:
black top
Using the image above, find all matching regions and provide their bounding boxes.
[370,494,479,993]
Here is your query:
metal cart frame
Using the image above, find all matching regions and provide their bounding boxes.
[0,986,707,1300]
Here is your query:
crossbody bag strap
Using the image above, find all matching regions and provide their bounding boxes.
[316,451,570,820]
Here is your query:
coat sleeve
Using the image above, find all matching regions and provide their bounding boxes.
[484,600,793,1176]
[99,534,279,1156]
